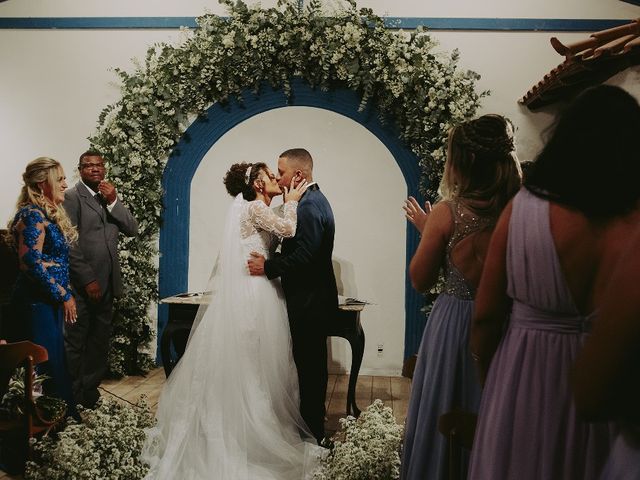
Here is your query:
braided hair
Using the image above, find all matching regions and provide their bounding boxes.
[223,162,267,201]
[440,114,522,215]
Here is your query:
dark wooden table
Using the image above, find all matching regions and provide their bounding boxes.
[159,294,366,416]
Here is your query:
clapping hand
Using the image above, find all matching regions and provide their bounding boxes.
[403,196,432,233]
[282,177,309,203]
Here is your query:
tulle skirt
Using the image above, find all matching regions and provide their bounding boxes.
[142,275,323,479]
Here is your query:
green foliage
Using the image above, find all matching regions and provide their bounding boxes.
[89,0,484,375]
[0,368,66,421]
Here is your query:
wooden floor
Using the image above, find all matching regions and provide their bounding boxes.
[0,369,411,479]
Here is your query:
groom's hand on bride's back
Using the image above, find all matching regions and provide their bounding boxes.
[247,252,266,276]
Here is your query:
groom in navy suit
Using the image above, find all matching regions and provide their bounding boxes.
[248,148,338,444]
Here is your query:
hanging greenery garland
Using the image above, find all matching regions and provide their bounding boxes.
[89,0,485,376]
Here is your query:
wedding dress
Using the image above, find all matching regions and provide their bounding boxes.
[142,194,323,479]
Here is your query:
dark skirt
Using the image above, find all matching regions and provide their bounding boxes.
[10,292,77,419]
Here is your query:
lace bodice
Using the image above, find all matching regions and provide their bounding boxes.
[11,205,72,303]
[442,201,497,300]
[240,200,298,257]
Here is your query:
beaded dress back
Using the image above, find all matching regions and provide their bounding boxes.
[442,201,496,300]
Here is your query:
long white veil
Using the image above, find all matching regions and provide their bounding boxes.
[143,193,322,480]
[187,193,254,344]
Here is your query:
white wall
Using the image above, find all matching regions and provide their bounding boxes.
[2,0,639,375]
[355,0,636,18]
[1,0,633,19]
[0,0,269,17]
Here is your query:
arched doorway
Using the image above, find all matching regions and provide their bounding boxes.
[159,78,427,361]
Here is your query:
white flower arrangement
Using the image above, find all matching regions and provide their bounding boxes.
[313,399,404,480]
[89,0,484,376]
[25,397,155,480]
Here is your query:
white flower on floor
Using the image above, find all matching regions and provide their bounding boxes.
[313,399,404,480]
[25,397,155,480]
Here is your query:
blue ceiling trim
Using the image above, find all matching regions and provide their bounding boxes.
[0,16,629,32]
[158,78,426,362]
[384,17,629,31]
[0,17,197,29]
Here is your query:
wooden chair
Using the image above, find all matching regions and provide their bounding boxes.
[438,409,477,480]
[0,341,66,471]
[0,228,19,339]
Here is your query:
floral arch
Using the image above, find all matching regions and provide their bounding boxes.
[89,0,484,375]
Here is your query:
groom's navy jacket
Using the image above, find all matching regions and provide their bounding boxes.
[264,183,337,441]
[264,184,338,328]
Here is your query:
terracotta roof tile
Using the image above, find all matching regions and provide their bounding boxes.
[521,19,640,109]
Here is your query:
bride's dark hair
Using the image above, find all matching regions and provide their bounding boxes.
[223,162,267,200]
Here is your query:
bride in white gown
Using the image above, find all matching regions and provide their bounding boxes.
[142,162,324,479]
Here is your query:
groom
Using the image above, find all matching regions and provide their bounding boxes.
[248,148,338,444]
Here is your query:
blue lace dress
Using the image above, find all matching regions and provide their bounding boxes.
[10,205,76,413]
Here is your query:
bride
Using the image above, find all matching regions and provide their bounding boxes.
[142,162,323,479]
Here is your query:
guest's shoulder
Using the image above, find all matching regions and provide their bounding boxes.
[13,204,46,226]
[62,184,82,205]
[65,183,81,196]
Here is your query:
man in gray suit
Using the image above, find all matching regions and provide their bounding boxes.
[63,151,138,408]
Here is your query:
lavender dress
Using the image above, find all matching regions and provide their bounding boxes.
[600,430,640,480]
[401,201,494,480]
[468,189,615,480]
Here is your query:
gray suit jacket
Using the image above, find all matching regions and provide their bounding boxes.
[63,182,138,298]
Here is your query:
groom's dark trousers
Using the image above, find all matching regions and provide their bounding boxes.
[265,184,338,443]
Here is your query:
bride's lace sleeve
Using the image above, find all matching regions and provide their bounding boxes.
[247,201,298,238]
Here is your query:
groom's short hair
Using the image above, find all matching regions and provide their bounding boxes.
[280,148,313,173]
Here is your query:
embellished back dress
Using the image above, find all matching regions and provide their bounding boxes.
[468,189,615,479]
[401,201,496,480]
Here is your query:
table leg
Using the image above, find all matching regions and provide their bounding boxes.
[160,323,176,377]
[345,324,365,417]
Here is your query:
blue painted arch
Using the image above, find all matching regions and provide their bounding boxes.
[159,78,427,361]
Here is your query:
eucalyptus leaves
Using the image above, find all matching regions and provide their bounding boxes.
[90,0,483,375]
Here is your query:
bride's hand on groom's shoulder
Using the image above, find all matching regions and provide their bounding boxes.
[283,178,308,203]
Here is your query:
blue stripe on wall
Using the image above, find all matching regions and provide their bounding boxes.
[158,78,426,362]
[0,16,629,32]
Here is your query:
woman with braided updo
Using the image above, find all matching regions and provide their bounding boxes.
[469,85,640,479]
[401,114,521,480]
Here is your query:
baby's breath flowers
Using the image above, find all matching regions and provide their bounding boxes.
[91,0,484,376]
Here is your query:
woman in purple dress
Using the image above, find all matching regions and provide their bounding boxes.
[469,85,640,479]
[574,224,640,480]
[401,114,522,480]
